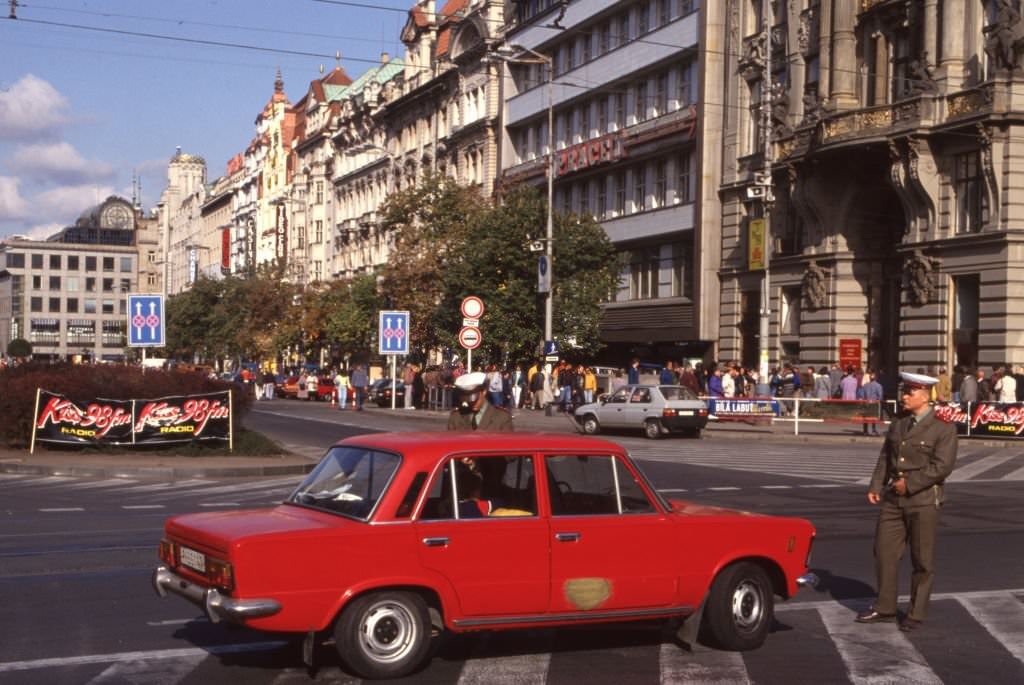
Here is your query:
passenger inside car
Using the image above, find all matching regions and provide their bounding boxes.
[456,468,496,518]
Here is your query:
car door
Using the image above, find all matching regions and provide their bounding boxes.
[414,454,549,617]
[623,386,657,429]
[598,386,632,428]
[545,453,680,613]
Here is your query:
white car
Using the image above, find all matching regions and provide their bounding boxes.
[576,384,709,439]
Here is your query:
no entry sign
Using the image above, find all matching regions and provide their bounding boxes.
[458,326,481,350]
[461,296,484,319]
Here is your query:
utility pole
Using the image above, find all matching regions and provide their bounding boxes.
[757,0,775,387]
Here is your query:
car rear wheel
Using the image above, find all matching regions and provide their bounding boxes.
[643,419,663,439]
[581,414,601,435]
[336,591,432,679]
[702,562,774,651]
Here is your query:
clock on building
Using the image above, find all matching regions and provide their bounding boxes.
[101,204,133,229]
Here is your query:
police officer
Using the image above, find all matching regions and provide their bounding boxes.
[856,371,957,631]
[447,372,514,432]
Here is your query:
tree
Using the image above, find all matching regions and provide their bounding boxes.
[7,338,31,358]
[322,274,382,360]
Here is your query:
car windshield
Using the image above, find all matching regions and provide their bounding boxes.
[659,386,698,401]
[287,446,401,520]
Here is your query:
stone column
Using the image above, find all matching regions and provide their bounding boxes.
[923,0,938,67]
[938,0,966,89]
[873,32,888,106]
[830,0,858,108]
[819,0,832,101]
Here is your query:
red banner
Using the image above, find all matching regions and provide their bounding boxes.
[934,401,1024,437]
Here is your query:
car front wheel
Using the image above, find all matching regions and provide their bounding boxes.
[581,414,601,435]
[643,419,663,439]
[702,562,774,651]
[336,591,432,679]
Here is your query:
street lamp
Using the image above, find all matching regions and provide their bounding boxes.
[486,43,555,355]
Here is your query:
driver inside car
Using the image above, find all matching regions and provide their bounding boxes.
[456,467,499,518]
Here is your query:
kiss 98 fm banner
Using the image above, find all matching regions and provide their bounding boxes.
[31,389,233,450]
[933,401,1024,438]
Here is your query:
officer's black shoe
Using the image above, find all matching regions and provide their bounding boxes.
[855,609,897,623]
[899,617,923,632]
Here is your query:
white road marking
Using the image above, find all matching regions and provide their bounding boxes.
[659,642,750,684]
[816,604,942,684]
[761,485,792,489]
[63,479,140,489]
[145,618,204,626]
[658,488,689,493]
[1001,464,1024,481]
[949,455,1018,481]
[779,587,1024,612]
[122,505,165,510]
[456,651,551,685]
[38,507,84,512]
[801,483,845,488]
[85,650,207,684]
[707,487,740,491]
[957,594,1024,665]
[199,502,239,507]
[0,641,289,672]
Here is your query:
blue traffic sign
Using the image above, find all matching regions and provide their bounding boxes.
[379,311,411,355]
[127,295,165,347]
[544,340,559,355]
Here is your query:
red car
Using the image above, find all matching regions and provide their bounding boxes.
[279,374,335,401]
[154,433,816,679]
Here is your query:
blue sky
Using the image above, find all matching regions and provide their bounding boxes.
[0,0,408,240]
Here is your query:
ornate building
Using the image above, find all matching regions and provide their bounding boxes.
[156,148,207,295]
[716,0,1024,373]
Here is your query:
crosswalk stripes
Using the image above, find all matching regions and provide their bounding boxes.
[658,642,749,684]
[948,454,1018,481]
[957,594,1024,665]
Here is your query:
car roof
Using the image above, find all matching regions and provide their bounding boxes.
[334,432,627,469]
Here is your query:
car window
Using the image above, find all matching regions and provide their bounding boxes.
[419,455,537,520]
[630,388,651,403]
[395,472,427,518]
[608,388,630,404]
[659,386,698,401]
[288,447,400,520]
[546,454,654,516]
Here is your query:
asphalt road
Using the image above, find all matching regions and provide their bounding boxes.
[2,401,1023,684]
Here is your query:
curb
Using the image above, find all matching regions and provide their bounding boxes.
[0,460,316,479]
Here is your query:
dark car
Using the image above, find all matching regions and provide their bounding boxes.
[368,378,405,406]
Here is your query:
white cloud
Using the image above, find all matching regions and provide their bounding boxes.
[0,176,29,221]
[0,75,70,140]
[7,142,116,185]
[35,184,115,219]
[22,222,63,241]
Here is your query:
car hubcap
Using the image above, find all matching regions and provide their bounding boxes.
[359,601,417,664]
[731,580,764,632]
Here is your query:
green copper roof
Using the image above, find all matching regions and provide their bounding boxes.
[324,84,349,101]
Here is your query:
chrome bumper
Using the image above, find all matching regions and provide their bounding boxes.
[152,565,281,624]
[796,572,819,589]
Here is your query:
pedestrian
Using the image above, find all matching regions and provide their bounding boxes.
[659,361,675,385]
[1015,365,1024,402]
[305,371,318,401]
[814,366,832,400]
[935,367,952,402]
[530,364,546,410]
[297,371,309,400]
[959,369,978,404]
[857,371,957,631]
[485,364,504,407]
[351,364,368,410]
[976,368,993,402]
[261,368,276,400]
[628,357,640,385]
[611,369,627,392]
[512,364,526,409]
[994,366,1016,403]
[840,366,859,400]
[950,365,964,403]
[861,371,884,436]
[334,367,350,410]
[707,367,724,398]
[721,366,736,398]
[678,364,700,395]
[828,364,844,397]
[447,372,514,431]
[403,362,417,410]
[583,366,597,404]
[800,366,815,398]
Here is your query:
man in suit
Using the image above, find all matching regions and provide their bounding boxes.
[856,372,958,632]
[447,372,514,432]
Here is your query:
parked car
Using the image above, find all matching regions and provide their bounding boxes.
[154,432,816,679]
[368,378,404,406]
[279,374,335,401]
[575,384,709,439]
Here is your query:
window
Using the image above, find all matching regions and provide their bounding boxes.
[66,277,79,292]
[30,297,42,312]
[49,276,60,291]
[655,161,667,207]
[630,247,659,299]
[582,33,591,64]
[580,103,591,140]
[120,257,132,272]
[120,278,131,293]
[596,179,608,219]
[5,253,24,268]
[68,255,79,270]
[671,242,692,298]
[676,150,693,203]
[420,456,537,520]
[748,80,763,154]
[678,62,692,107]
[615,171,627,214]
[67,298,79,313]
[633,165,647,212]
[614,92,626,130]
[546,455,654,516]
[68,319,95,345]
[31,254,43,269]
[315,181,324,204]
[102,278,114,293]
[32,275,41,290]
[86,277,96,292]
[617,13,630,47]
[103,257,114,272]
[655,73,668,115]
[955,151,988,233]
[635,81,648,122]
[638,2,650,35]
[86,256,97,271]
[781,286,801,336]
[597,96,608,134]
[599,21,611,54]
[49,297,61,313]
[657,0,670,25]
[84,299,97,314]
[102,299,115,314]
[49,254,61,269]
[608,387,630,403]
[953,274,980,369]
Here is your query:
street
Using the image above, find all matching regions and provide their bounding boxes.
[1,401,1023,683]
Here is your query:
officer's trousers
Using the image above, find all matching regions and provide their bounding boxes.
[874,499,940,620]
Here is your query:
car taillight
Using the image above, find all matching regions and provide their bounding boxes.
[698,409,708,416]
[207,558,234,591]
[662,408,677,417]
[158,539,177,566]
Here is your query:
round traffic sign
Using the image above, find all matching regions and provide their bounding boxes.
[458,325,481,350]
[461,296,484,319]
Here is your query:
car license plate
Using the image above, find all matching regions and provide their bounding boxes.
[677,410,693,416]
[180,546,206,573]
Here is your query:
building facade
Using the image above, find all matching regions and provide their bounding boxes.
[499,0,715,363]
[156,148,208,295]
[715,0,1024,374]
[0,197,141,361]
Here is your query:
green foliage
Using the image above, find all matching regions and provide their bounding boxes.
[322,274,381,357]
[7,338,31,358]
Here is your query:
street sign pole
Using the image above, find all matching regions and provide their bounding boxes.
[391,356,397,410]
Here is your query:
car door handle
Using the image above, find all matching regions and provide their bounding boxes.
[555,532,580,542]
[422,537,449,547]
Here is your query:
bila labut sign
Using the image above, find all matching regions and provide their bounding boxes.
[378,311,410,355]
[127,294,165,347]
[31,389,233,452]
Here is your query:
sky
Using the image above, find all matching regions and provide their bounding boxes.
[0,0,410,240]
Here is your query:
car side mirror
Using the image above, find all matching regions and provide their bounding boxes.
[599,394,609,404]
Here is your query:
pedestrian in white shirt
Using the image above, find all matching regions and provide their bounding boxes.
[995,367,1017,402]
[722,367,736,398]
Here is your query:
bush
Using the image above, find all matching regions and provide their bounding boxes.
[0,362,252,448]
[7,338,31,358]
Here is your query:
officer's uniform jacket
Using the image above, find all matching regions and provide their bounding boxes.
[447,404,514,432]
[868,410,957,507]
